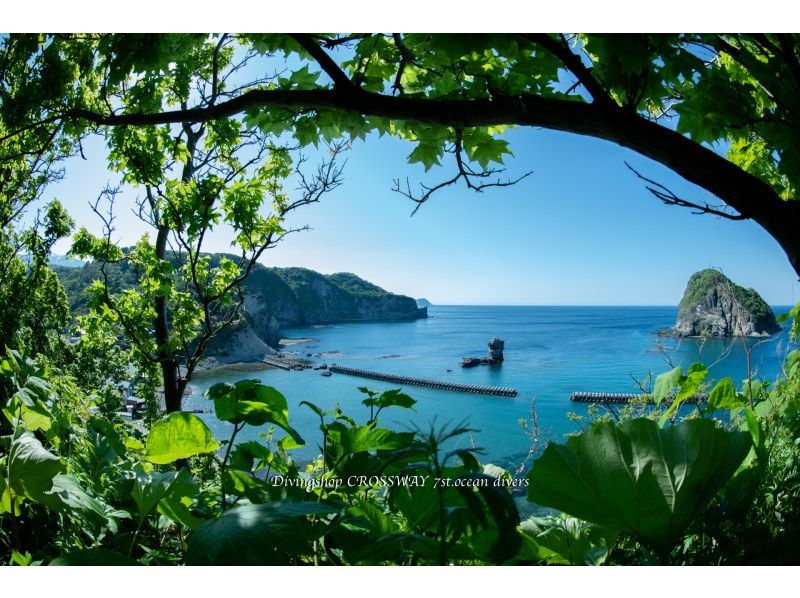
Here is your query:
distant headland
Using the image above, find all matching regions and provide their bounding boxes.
[54,255,427,364]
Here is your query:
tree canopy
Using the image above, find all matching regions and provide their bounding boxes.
[2,33,799,276]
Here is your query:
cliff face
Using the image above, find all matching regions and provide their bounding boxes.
[673,269,781,338]
[57,258,427,357]
[243,267,426,342]
[200,319,277,364]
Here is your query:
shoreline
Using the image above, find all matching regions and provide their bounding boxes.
[279,337,316,347]
[192,360,280,378]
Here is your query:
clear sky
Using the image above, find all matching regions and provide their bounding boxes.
[45,120,798,307]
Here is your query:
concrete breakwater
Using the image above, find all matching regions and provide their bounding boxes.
[262,355,307,370]
[570,391,709,404]
[328,365,518,397]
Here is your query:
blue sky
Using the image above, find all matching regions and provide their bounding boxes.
[46,121,798,307]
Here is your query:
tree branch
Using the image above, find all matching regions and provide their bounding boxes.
[6,75,799,274]
[625,162,747,220]
[521,34,614,107]
[290,34,356,90]
[394,129,532,215]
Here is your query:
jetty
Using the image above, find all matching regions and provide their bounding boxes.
[570,391,708,404]
[262,355,306,370]
[328,365,518,397]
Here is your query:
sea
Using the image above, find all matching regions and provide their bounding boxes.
[184,305,796,471]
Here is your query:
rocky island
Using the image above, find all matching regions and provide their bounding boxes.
[462,337,505,367]
[55,256,427,363]
[672,269,781,338]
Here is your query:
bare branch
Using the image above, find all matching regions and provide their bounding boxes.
[625,161,747,220]
[393,129,532,215]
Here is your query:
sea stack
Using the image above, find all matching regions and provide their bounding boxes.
[486,337,505,363]
[462,337,506,367]
[673,269,780,338]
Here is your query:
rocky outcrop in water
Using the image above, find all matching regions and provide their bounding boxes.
[462,337,506,367]
[673,269,780,338]
[487,337,505,362]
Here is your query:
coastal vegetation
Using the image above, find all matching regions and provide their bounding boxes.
[55,257,426,357]
[1,33,799,566]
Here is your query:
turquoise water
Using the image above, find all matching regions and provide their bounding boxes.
[184,305,795,470]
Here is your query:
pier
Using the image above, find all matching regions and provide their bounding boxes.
[262,355,305,370]
[570,391,708,404]
[328,365,518,397]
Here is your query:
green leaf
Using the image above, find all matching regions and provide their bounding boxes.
[207,380,303,444]
[361,388,417,411]
[287,64,320,88]
[222,469,272,503]
[11,549,32,566]
[331,426,413,455]
[659,362,707,426]
[7,431,64,502]
[38,474,114,531]
[743,407,762,449]
[517,515,615,565]
[652,366,681,405]
[407,140,444,170]
[186,502,337,565]
[157,496,202,530]
[145,412,219,464]
[461,128,512,169]
[526,418,752,554]
[458,473,522,563]
[707,377,744,411]
[2,399,53,433]
[131,468,196,520]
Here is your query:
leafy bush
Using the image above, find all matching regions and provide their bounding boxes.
[2,342,799,565]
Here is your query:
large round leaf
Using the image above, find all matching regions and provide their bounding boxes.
[206,380,303,443]
[8,431,64,502]
[186,501,337,565]
[526,417,752,554]
[145,412,219,464]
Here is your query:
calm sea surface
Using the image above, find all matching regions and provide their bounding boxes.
[184,305,795,469]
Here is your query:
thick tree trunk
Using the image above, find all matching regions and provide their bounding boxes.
[154,126,200,413]
[160,359,182,413]
[153,223,182,413]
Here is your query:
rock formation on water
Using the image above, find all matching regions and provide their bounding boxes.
[672,269,781,338]
[55,255,427,363]
[462,337,505,367]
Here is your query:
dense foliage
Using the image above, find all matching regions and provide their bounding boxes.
[1,33,800,567]
[1,341,799,565]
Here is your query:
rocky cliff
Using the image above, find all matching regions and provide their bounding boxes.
[56,258,427,360]
[248,268,426,329]
[200,319,277,364]
[673,269,780,338]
